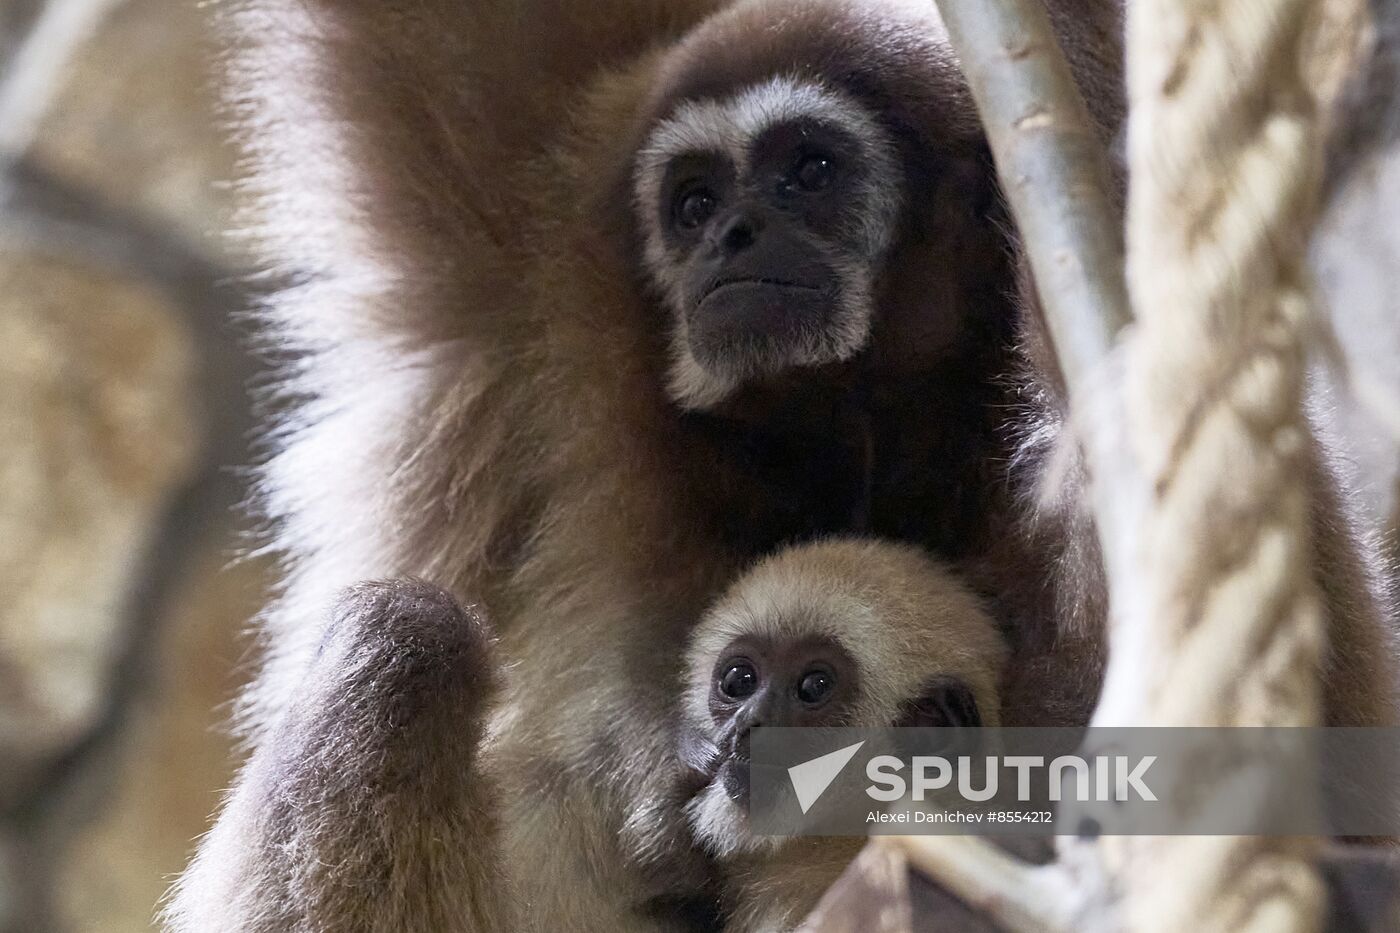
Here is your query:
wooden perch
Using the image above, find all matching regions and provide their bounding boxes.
[933,0,1131,363]
[932,0,1137,592]
[875,0,1134,919]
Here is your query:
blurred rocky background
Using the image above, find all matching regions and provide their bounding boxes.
[0,1,265,930]
[0,1,1397,932]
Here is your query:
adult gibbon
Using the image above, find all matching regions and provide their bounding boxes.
[166,0,1396,930]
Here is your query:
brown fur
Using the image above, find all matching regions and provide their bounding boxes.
[724,839,865,933]
[166,0,1398,929]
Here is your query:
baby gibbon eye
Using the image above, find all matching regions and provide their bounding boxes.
[793,152,835,192]
[795,667,835,705]
[718,661,758,699]
[674,186,718,229]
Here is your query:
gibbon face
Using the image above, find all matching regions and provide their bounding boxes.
[635,77,903,410]
[702,630,982,804]
[679,540,1004,855]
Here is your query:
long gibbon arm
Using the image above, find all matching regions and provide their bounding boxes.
[165,581,509,933]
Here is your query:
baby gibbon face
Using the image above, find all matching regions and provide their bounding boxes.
[678,540,1004,857]
[701,631,981,805]
[635,77,903,410]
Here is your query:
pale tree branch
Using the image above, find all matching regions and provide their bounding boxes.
[880,0,1136,918]
[932,0,1138,592]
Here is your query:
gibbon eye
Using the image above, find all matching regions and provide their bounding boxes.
[675,187,718,229]
[718,661,758,699]
[796,668,836,705]
[793,153,835,192]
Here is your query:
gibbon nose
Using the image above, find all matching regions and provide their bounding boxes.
[732,697,774,757]
[717,211,762,255]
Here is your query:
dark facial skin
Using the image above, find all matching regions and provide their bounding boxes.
[679,631,983,806]
[657,119,886,370]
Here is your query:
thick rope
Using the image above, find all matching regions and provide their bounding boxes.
[1110,1,1343,929]
[878,2,1348,929]
[1123,0,1325,728]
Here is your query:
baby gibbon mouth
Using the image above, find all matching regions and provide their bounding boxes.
[721,756,792,808]
[721,754,750,802]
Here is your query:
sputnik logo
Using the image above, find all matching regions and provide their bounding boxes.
[787,741,866,814]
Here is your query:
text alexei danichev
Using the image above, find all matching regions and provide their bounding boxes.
[867,810,984,823]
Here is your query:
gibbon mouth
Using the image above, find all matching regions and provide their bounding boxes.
[719,755,787,807]
[700,277,823,303]
[721,755,751,802]
[689,275,835,363]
